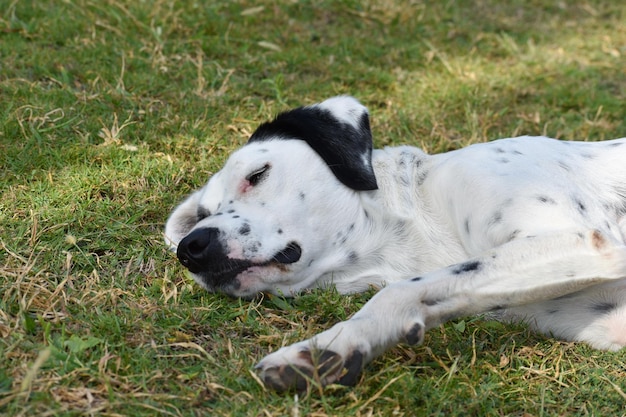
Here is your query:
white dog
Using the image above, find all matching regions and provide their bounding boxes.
[165,96,626,391]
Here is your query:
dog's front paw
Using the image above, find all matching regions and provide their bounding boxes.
[255,327,368,392]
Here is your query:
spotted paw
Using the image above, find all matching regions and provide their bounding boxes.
[256,343,365,392]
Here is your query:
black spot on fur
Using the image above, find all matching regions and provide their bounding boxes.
[410,276,422,282]
[508,230,521,241]
[277,229,283,234]
[405,322,424,345]
[558,161,571,172]
[299,192,306,200]
[574,198,586,214]
[417,170,429,186]
[239,224,251,235]
[494,147,506,154]
[464,218,471,236]
[489,211,503,225]
[227,209,235,214]
[337,350,364,386]
[422,298,440,306]
[197,206,211,221]
[452,260,482,275]
[248,243,259,254]
[497,158,510,164]
[537,195,556,204]
[591,302,617,314]
[347,251,358,263]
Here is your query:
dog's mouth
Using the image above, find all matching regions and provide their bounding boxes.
[182,242,302,291]
[270,242,302,264]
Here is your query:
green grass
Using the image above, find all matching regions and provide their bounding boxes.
[1,0,625,415]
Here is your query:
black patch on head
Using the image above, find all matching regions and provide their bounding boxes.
[248,102,378,191]
[452,260,482,275]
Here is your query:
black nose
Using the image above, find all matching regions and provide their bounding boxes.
[176,227,224,273]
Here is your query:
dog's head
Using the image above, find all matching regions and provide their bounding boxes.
[165,96,378,297]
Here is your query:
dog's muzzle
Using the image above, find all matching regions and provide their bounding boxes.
[176,227,302,289]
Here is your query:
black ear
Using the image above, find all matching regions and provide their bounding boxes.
[248,96,378,191]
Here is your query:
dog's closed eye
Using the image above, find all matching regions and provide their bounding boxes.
[246,164,271,186]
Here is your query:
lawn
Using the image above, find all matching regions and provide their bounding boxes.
[1,0,625,415]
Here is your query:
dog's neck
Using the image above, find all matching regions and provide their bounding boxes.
[316,146,468,293]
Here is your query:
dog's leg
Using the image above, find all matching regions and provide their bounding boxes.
[256,229,626,391]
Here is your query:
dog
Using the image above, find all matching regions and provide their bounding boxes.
[165,96,626,391]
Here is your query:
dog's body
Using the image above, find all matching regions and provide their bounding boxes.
[165,96,626,391]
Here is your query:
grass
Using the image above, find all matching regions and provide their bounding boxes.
[1,0,625,415]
